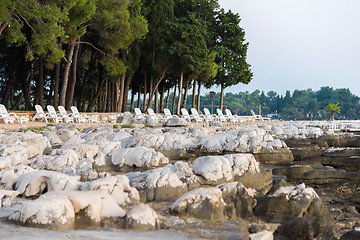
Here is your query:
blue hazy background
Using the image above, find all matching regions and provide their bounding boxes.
[213,0,360,97]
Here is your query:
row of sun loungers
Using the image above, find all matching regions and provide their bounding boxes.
[134,107,266,124]
[32,105,98,124]
[0,104,99,125]
[0,103,268,125]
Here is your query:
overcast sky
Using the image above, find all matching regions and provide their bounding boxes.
[213,0,360,97]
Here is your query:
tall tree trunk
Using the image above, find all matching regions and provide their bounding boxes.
[122,74,133,112]
[106,80,111,112]
[53,62,61,108]
[137,83,141,109]
[192,79,196,108]
[197,80,201,111]
[46,73,53,106]
[65,40,80,110]
[87,72,106,112]
[143,73,147,111]
[220,84,225,111]
[165,88,170,109]
[172,85,177,115]
[13,93,23,110]
[35,56,44,107]
[21,61,32,110]
[102,79,108,112]
[130,89,135,112]
[147,75,154,110]
[154,87,159,113]
[146,64,171,111]
[114,78,120,111]
[117,74,126,112]
[182,79,189,109]
[3,76,14,108]
[111,82,116,112]
[59,42,76,107]
[176,71,183,115]
[78,67,89,111]
[160,84,165,112]
[0,21,8,36]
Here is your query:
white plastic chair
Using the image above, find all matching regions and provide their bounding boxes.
[46,105,63,123]
[224,109,248,123]
[32,105,49,123]
[134,108,146,121]
[70,106,98,123]
[58,106,74,123]
[216,109,227,122]
[251,110,271,121]
[180,108,191,122]
[0,104,28,124]
[163,108,179,121]
[203,108,217,122]
[147,108,164,122]
[70,106,87,123]
[190,108,204,123]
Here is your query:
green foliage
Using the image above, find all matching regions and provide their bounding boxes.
[113,124,119,129]
[324,103,341,121]
[19,126,46,133]
[121,123,135,128]
[198,87,359,120]
[213,9,253,89]
[324,103,341,114]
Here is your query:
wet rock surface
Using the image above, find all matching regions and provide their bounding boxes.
[0,122,358,239]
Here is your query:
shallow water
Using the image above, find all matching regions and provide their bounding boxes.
[0,222,198,240]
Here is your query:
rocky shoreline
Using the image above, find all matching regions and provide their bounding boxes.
[0,120,358,239]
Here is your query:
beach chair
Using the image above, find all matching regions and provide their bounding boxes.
[163,108,179,121]
[215,109,227,122]
[224,109,248,123]
[251,109,271,121]
[147,108,165,122]
[46,105,63,123]
[203,108,217,122]
[32,105,49,123]
[0,104,28,124]
[70,106,87,123]
[180,108,191,122]
[58,106,74,123]
[190,108,204,123]
[134,108,146,121]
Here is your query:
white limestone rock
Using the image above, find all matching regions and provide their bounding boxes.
[191,156,233,183]
[41,131,63,147]
[0,145,28,158]
[216,182,257,217]
[0,190,19,208]
[31,149,79,171]
[250,231,274,240]
[89,140,121,155]
[267,139,282,148]
[83,175,139,206]
[223,154,260,177]
[111,146,169,169]
[125,204,160,230]
[271,183,319,201]
[15,170,80,197]
[128,164,187,201]
[63,191,126,222]
[9,193,75,230]
[56,128,80,142]
[170,187,226,220]
[0,165,35,190]
[0,152,28,170]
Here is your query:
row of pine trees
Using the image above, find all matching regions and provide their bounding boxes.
[0,0,252,114]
